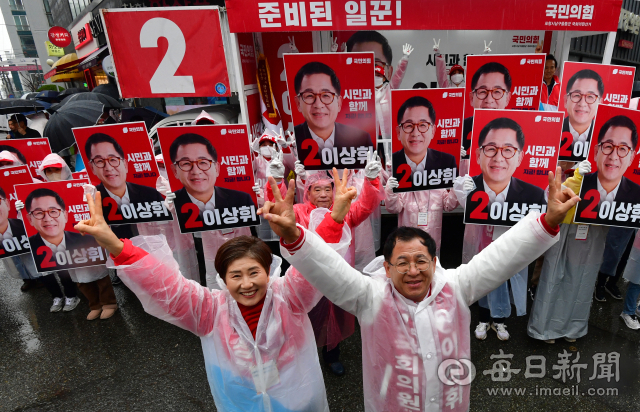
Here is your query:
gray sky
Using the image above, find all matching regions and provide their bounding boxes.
[0,11,14,60]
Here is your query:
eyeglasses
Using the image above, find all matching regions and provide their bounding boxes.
[297,91,337,105]
[29,208,62,220]
[388,258,432,274]
[598,142,632,158]
[473,88,507,100]
[399,121,432,134]
[480,145,519,159]
[91,156,122,168]
[175,159,215,172]
[567,91,599,104]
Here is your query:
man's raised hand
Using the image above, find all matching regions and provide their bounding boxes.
[331,168,357,224]
[74,192,124,256]
[258,177,300,243]
[545,166,580,228]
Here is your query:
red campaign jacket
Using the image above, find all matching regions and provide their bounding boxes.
[540,75,561,107]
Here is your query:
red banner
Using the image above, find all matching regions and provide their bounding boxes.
[157,124,259,234]
[464,109,562,227]
[73,122,173,226]
[574,105,640,228]
[0,138,52,179]
[461,54,544,159]
[557,62,636,162]
[391,88,463,192]
[226,0,622,33]
[15,180,108,272]
[284,52,376,170]
[0,166,33,259]
[102,7,230,98]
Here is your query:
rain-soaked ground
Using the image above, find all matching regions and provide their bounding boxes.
[1,216,639,411]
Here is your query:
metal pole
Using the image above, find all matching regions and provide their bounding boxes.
[602,32,617,65]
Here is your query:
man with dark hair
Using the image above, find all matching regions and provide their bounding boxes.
[0,145,27,165]
[540,54,561,108]
[562,69,604,159]
[168,133,255,230]
[462,61,513,153]
[579,115,640,205]
[391,96,457,175]
[8,113,41,139]
[85,132,164,216]
[293,62,373,166]
[468,117,546,210]
[25,188,100,269]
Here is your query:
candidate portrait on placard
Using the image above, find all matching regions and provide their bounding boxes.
[469,117,546,207]
[561,69,603,158]
[392,95,457,175]
[293,62,373,156]
[168,133,255,216]
[580,115,640,205]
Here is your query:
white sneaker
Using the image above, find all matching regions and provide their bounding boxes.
[620,313,640,330]
[564,337,576,343]
[491,322,510,341]
[544,339,556,344]
[475,322,490,340]
[636,306,640,318]
[63,296,80,312]
[50,297,64,313]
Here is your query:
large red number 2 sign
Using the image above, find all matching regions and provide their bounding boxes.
[102,7,230,98]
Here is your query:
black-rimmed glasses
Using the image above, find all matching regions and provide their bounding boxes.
[479,145,518,159]
[399,121,432,134]
[91,156,122,168]
[29,208,62,220]
[297,92,337,105]
[473,88,507,100]
[175,159,215,172]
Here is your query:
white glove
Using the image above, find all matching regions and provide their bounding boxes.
[340,42,347,52]
[433,38,440,53]
[82,183,96,202]
[156,176,171,197]
[385,176,399,194]
[483,40,492,54]
[386,159,393,172]
[364,150,382,180]
[269,150,285,179]
[460,147,467,158]
[14,200,23,212]
[252,183,262,196]
[463,175,474,193]
[403,43,414,56]
[251,135,261,153]
[294,160,307,181]
[164,191,176,211]
[577,160,591,176]
[330,37,338,52]
[285,131,296,149]
[288,36,299,53]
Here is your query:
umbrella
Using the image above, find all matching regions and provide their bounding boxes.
[43,100,105,153]
[120,107,168,131]
[57,87,89,99]
[47,92,122,114]
[92,83,120,100]
[35,90,60,102]
[0,98,45,115]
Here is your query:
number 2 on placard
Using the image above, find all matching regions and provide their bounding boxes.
[140,17,195,94]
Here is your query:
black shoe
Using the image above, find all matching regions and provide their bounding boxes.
[20,280,34,292]
[594,286,607,302]
[328,362,345,376]
[605,283,623,300]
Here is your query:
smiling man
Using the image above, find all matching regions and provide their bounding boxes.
[392,96,457,176]
[85,133,164,211]
[562,69,604,159]
[169,133,255,229]
[462,62,512,153]
[469,117,546,212]
[293,61,374,166]
[580,115,640,205]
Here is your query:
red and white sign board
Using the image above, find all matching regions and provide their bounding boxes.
[0,138,52,179]
[48,26,72,48]
[226,0,622,33]
[101,6,231,99]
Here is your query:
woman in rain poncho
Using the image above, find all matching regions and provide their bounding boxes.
[74,174,357,412]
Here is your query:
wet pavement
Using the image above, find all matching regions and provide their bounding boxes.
[1,255,639,411]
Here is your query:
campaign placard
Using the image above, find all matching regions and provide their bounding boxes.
[157,124,259,234]
[71,171,90,182]
[461,54,545,159]
[557,62,635,162]
[464,109,562,227]
[73,122,172,226]
[390,89,463,192]
[574,105,640,228]
[283,52,376,170]
[0,166,34,259]
[0,138,52,179]
[15,180,108,272]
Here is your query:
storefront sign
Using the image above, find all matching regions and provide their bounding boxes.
[619,7,640,34]
[0,65,41,72]
[226,0,622,33]
[72,14,100,58]
[618,39,634,49]
[48,26,72,48]
[45,41,65,56]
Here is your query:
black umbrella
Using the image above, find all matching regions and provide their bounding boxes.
[34,90,60,102]
[0,98,45,115]
[57,87,89,99]
[92,83,120,100]
[48,92,123,114]
[43,100,105,153]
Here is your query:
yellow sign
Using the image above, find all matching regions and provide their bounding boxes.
[45,41,64,57]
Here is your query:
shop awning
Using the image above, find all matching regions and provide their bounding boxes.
[44,53,85,82]
[78,46,109,71]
